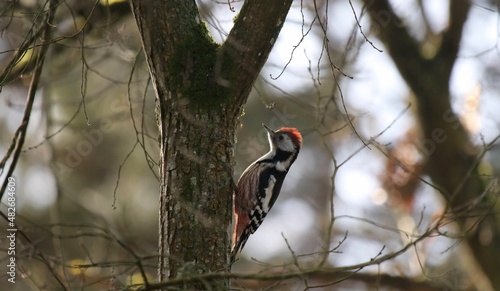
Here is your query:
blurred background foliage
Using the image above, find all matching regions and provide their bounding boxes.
[0,0,499,290]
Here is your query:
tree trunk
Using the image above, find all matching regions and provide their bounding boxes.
[129,0,293,289]
[364,1,499,289]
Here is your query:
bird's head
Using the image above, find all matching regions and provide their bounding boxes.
[263,124,302,153]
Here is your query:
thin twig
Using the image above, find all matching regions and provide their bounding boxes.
[0,0,58,200]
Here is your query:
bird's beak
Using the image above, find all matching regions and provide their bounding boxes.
[262,124,276,134]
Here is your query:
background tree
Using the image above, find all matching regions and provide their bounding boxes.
[0,0,499,290]
[362,1,499,288]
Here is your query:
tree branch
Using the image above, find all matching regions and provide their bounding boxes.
[437,0,471,78]
[0,0,57,199]
[363,0,470,98]
[363,0,426,94]
[138,222,434,290]
[220,0,294,116]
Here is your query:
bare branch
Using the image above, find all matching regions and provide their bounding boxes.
[0,0,58,200]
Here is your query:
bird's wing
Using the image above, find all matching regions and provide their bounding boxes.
[231,162,265,259]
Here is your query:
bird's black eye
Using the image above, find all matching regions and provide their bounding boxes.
[278,135,284,140]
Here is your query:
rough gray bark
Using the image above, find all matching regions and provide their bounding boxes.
[129,0,293,289]
[364,0,498,289]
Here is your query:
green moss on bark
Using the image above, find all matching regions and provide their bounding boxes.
[168,25,231,110]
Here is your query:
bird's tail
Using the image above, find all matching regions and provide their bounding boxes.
[230,229,250,262]
[231,206,250,262]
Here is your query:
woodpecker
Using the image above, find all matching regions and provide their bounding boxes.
[231,124,302,262]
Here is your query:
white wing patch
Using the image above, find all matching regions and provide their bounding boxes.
[262,175,277,213]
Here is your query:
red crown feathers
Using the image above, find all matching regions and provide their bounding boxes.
[278,127,302,148]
